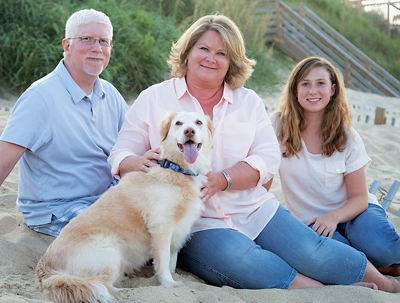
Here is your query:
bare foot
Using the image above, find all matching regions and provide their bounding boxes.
[387,277,400,293]
[351,282,378,290]
[378,266,400,277]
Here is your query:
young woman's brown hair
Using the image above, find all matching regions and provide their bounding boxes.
[277,56,352,158]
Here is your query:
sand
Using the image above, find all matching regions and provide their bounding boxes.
[0,89,400,302]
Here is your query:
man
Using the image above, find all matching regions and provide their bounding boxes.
[0,9,128,237]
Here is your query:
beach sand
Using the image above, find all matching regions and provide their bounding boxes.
[0,89,399,302]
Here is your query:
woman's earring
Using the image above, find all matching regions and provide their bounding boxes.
[185,58,188,65]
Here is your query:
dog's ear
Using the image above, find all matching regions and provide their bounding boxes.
[206,115,213,137]
[159,111,177,142]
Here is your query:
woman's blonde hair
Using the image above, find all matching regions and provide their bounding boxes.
[277,56,352,158]
[167,14,256,89]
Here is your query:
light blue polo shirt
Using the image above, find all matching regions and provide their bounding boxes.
[0,59,128,226]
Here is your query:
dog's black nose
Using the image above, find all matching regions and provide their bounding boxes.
[185,127,195,138]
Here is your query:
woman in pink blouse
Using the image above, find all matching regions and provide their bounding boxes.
[108,15,397,291]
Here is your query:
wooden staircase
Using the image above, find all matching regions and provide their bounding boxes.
[257,0,400,98]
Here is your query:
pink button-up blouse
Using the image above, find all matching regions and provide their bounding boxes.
[108,77,281,239]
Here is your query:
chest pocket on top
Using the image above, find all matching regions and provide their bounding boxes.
[325,161,346,188]
[222,123,255,158]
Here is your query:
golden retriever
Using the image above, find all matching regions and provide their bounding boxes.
[36,111,213,303]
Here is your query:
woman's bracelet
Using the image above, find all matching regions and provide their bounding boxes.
[221,170,232,191]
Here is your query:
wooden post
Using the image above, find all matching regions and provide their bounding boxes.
[356,0,363,13]
[365,60,372,92]
[299,3,305,17]
[345,58,351,88]
[299,3,306,37]
[365,61,371,71]
[387,0,391,36]
[374,107,386,125]
[276,0,283,41]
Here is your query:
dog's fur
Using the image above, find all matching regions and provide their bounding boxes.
[36,111,213,303]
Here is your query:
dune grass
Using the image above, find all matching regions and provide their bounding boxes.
[0,0,68,93]
[1,0,398,99]
[0,0,180,97]
[0,0,293,98]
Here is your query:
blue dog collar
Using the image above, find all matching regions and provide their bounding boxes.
[157,159,199,176]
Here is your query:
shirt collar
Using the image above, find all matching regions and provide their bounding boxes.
[175,77,234,104]
[175,76,188,100]
[55,59,106,104]
[222,81,233,104]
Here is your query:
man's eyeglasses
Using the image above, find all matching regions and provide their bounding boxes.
[67,36,114,47]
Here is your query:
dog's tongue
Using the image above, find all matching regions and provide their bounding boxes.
[183,142,198,164]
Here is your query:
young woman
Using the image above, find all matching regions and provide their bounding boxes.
[270,56,400,279]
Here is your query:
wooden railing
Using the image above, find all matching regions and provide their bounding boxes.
[257,0,400,98]
[348,0,400,37]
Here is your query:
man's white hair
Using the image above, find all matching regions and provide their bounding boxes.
[65,9,113,40]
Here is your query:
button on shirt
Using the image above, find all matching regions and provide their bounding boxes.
[108,77,281,239]
[0,59,128,226]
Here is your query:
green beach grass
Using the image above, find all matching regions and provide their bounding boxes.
[0,0,399,99]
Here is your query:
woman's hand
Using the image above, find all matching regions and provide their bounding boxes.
[306,212,340,238]
[135,148,163,172]
[200,171,227,203]
[119,148,162,177]
[200,162,260,203]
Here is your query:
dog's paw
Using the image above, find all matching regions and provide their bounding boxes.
[161,280,184,288]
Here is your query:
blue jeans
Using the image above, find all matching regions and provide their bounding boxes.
[331,203,400,268]
[177,205,366,289]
